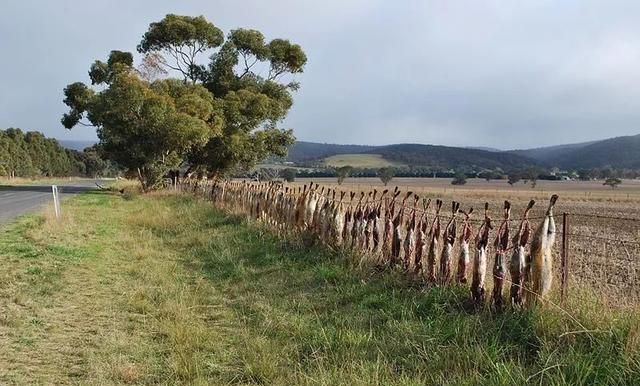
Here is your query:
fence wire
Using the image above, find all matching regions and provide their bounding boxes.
[181,180,640,308]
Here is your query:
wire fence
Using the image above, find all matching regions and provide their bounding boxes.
[179,179,640,308]
[560,212,640,306]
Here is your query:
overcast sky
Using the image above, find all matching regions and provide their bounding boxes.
[2,0,640,149]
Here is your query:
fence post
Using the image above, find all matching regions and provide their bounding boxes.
[51,185,60,219]
[560,212,569,303]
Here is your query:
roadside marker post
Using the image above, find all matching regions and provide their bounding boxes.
[52,185,61,219]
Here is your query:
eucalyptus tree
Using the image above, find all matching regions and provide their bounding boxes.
[62,51,217,190]
[138,14,306,177]
[63,14,307,187]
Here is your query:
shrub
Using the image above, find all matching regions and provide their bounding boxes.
[451,172,467,185]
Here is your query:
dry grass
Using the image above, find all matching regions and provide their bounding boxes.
[0,189,638,384]
[323,154,404,168]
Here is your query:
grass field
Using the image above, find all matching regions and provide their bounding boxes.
[0,189,638,384]
[322,153,403,168]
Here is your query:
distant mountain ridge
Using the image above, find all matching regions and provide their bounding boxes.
[371,143,535,169]
[508,141,598,164]
[288,133,640,170]
[288,141,536,170]
[550,134,640,169]
[60,134,640,170]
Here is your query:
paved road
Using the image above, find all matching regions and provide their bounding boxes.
[0,180,106,224]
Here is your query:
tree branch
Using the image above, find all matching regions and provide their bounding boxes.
[239,55,259,79]
[268,67,287,81]
[77,120,96,128]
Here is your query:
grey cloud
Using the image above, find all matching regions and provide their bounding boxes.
[1,0,639,148]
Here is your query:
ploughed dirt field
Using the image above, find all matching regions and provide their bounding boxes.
[286,178,640,307]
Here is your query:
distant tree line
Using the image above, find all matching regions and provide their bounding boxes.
[0,128,118,178]
[261,164,640,189]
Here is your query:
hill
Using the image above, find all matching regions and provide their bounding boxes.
[287,141,536,170]
[509,141,597,164]
[550,134,640,169]
[287,141,376,162]
[323,153,403,168]
[287,132,640,170]
[509,134,640,169]
[371,144,536,170]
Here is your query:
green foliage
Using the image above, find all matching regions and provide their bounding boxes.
[75,144,119,178]
[578,169,593,181]
[0,128,88,178]
[336,165,353,185]
[522,166,542,188]
[377,167,395,185]
[280,168,296,182]
[266,38,307,80]
[137,14,224,82]
[508,172,521,186]
[603,177,622,189]
[451,171,467,185]
[64,14,305,188]
[63,54,218,190]
[478,169,504,181]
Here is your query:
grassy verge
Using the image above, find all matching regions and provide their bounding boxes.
[0,176,92,186]
[0,191,638,385]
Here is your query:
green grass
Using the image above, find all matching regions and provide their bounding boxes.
[0,191,638,385]
[323,153,403,168]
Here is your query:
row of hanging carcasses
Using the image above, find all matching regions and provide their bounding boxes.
[207,180,559,310]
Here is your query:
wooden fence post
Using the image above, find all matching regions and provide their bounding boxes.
[561,212,569,303]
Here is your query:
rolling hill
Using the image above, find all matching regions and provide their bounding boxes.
[287,141,377,162]
[323,154,403,168]
[287,132,640,170]
[549,134,640,169]
[509,141,598,164]
[287,142,537,170]
[371,144,535,169]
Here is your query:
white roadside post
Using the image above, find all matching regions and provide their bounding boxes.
[52,185,61,219]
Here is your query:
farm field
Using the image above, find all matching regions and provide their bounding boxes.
[285,178,640,306]
[0,189,638,385]
[322,153,404,168]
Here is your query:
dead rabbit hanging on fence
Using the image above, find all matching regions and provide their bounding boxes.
[342,192,356,247]
[510,200,535,307]
[382,190,400,266]
[471,203,492,304]
[332,191,347,247]
[413,198,431,276]
[491,201,511,311]
[527,194,559,305]
[363,191,377,253]
[426,199,443,282]
[439,201,460,284]
[403,194,420,272]
[371,190,387,264]
[456,207,474,284]
[391,191,412,266]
